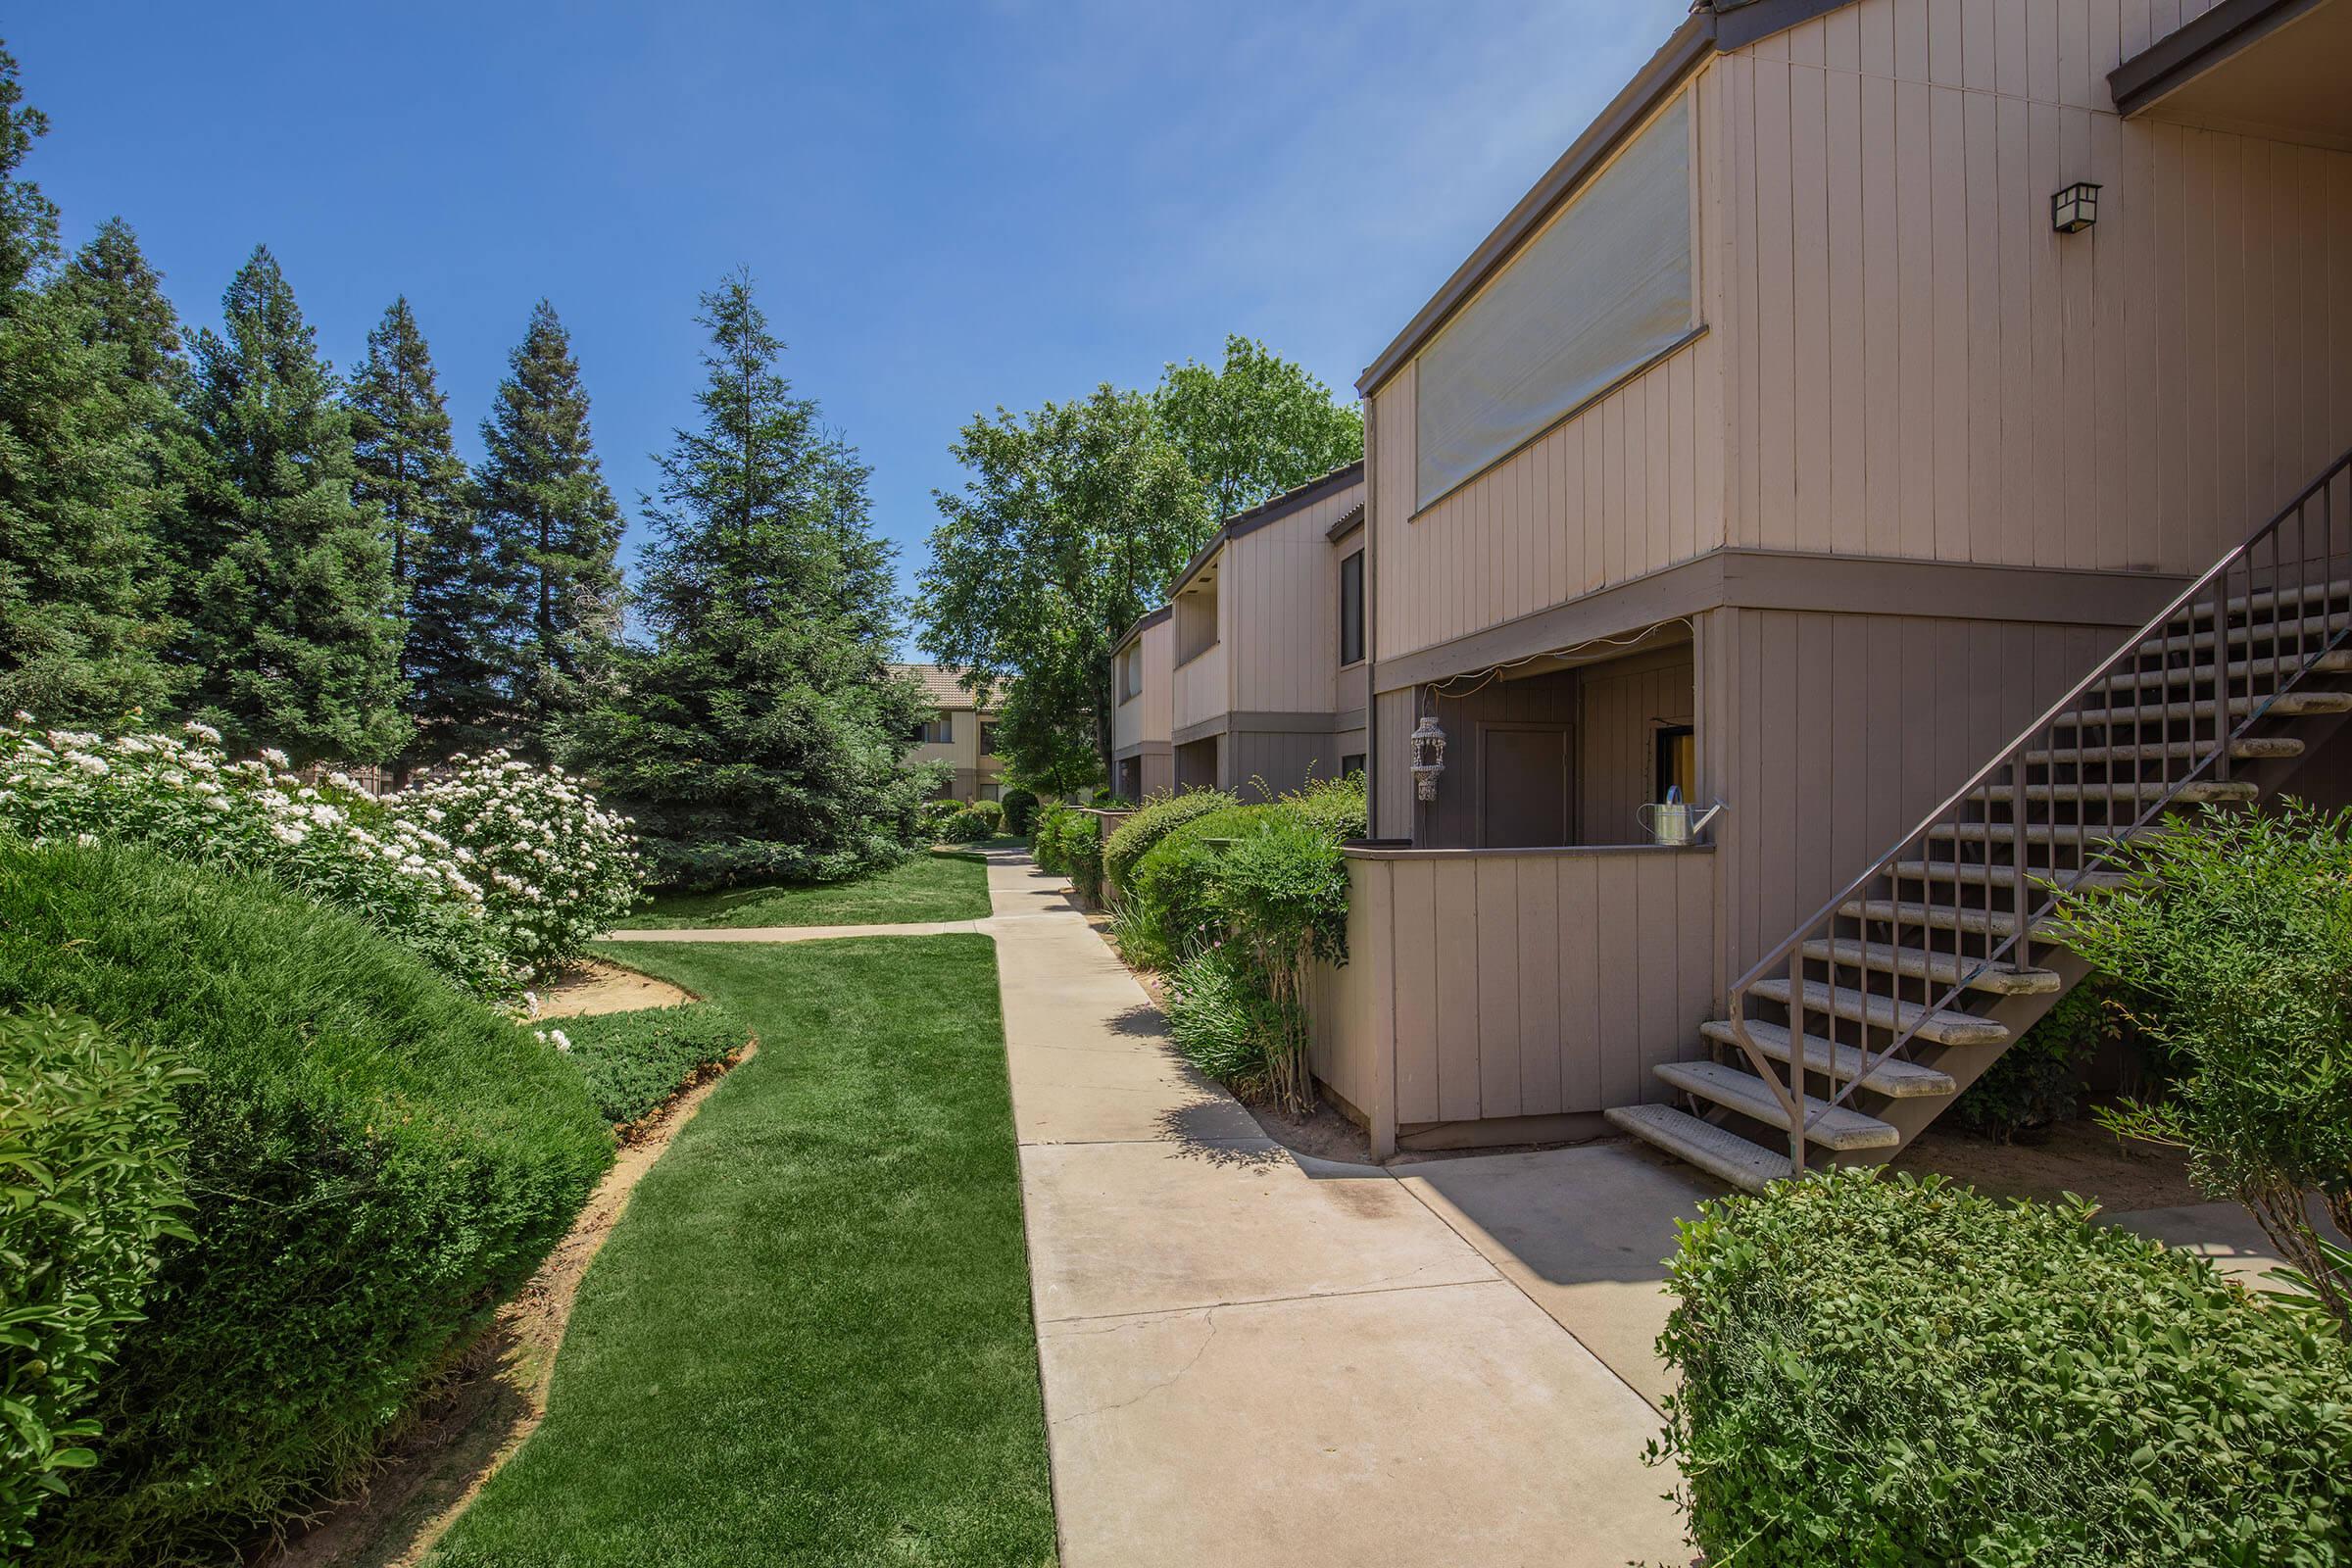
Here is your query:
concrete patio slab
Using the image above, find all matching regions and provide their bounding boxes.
[1399,1140,1722,1410]
[1036,1280,1687,1568]
[2110,1200,2291,1287]
[1023,1140,1497,1322]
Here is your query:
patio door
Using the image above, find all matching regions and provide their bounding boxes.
[1477,722,1573,848]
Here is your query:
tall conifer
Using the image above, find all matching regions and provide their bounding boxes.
[475,301,622,755]
[180,245,407,761]
[0,47,178,721]
[350,298,506,765]
[565,271,927,885]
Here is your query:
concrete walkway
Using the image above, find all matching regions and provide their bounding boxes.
[977,854,1686,1568]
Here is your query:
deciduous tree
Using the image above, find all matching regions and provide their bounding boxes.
[1153,333,1362,520]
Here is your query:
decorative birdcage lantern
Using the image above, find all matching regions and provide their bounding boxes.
[1409,711,1447,802]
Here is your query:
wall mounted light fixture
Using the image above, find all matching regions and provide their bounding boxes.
[2051,181,2101,234]
[1409,711,1447,802]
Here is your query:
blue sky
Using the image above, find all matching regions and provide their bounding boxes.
[11,2,1677,655]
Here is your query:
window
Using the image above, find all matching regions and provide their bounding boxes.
[1339,550,1365,665]
[1415,91,1693,507]
[1340,753,1366,779]
[1118,647,1142,703]
[909,715,952,746]
[980,722,1002,757]
[1653,724,1694,805]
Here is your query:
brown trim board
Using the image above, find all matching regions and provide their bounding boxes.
[1173,710,1348,747]
[1373,550,2193,693]
[2109,0,2326,118]
[1111,602,1172,657]
[1112,740,1171,762]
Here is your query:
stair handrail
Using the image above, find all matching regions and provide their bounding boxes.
[1725,446,2352,1176]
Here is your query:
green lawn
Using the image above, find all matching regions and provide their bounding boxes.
[624,851,992,928]
[429,936,1055,1567]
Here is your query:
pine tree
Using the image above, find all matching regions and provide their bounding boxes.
[0,47,178,722]
[564,271,928,886]
[475,300,623,755]
[179,245,407,762]
[349,297,507,766]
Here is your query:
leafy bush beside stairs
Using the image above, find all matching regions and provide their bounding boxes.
[0,839,612,1566]
[0,1013,195,1554]
[1654,1167,2352,1568]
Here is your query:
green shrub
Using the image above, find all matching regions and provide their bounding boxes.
[0,840,612,1565]
[999,789,1039,837]
[1030,804,1072,873]
[936,807,995,844]
[552,1003,749,1130]
[1124,804,1272,965]
[0,1013,196,1553]
[2051,800,2352,1333]
[1211,814,1349,1112]
[1655,1167,2352,1568]
[1102,788,1236,892]
[1163,947,1283,1096]
[1952,981,2121,1142]
[1283,771,1368,842]
[1032,805,1102,902]
[1089,789,1135,809]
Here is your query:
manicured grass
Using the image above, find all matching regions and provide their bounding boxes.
[429,936,1054,1568]
[556,1002,749,1129]
[624,852,991,928]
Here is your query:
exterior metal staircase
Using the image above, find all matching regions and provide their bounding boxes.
[1608,449,2352,1191]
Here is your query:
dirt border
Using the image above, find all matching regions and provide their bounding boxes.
[257,1034,754,1568]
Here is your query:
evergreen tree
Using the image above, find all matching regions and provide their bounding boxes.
[349,297,507,765]
[475,300,623,755]
[564,271,929,886]
[179,245,407,762]
[0,46,178,721]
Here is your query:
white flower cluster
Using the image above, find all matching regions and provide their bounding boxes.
[0,719,643,995]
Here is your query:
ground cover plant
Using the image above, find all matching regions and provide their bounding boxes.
[1654,1166,2352,1567]
[0,1012,194,1553]
[0,838,612,1565]
[552,1000,749,1131]
[2050,801,2352,1333]
[0,720,640,993]
[428,937,1055,1567]
[626,850,989,929]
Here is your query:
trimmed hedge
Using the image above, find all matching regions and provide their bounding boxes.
[0,840,613,1565]
[999,788,1038,837]
[1102,789,1236,892]
[556,1002,749,1130]
[0,1013,195,1552]
[1032,805,1102,903]
[1655,1167,2352,1567]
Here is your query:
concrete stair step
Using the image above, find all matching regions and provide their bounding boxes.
[1889,858,2131,892]
[2071,690,2352,726]
[2020,736,2303,766]
[1800,937,2061,994]
[1652,1059,1901,1151]
[1748,976,2009,1046]
[1605,1103,1787,1195]
[1700,1018,1958,1099]
[2100,649,2352,692]
[1838,897,2054,939]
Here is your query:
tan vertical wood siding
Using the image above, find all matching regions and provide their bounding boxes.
[1171,641,1227,737]
[1369,67,1730,665]
[1110,617,1173,760]
[1577,646,1697,843]
[1717,0,2352,581]
[1318,847,1716,1132]
[1226,482,1361,713]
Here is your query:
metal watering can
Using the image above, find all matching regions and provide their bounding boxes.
[1637,787,1723,847]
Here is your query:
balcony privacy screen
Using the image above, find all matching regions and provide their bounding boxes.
[1415,93,1693,509]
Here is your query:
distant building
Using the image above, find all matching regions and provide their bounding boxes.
[892,662,1006,801]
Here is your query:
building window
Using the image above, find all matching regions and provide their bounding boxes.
[1339,550,1365,666]
[1415,91,1694,508]
[909,715,952,745]
[1118,647,1142,703]
[980,722,1001,757]
[1653,723,1694,805]
[1340,753,1366,779]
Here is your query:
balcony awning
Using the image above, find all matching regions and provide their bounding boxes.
[2110,0,2352,146]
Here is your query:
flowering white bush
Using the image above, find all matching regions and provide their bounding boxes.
[399,752,641,974]
[0,719,642,994]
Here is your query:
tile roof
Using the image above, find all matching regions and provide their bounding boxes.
[889,662,1004,710]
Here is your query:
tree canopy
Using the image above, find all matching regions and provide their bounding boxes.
[916,336,1360,787]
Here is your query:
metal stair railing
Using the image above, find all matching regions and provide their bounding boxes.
[1726,446,2352,1177]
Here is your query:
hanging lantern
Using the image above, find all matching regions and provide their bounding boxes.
[1410,711,1447,802]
